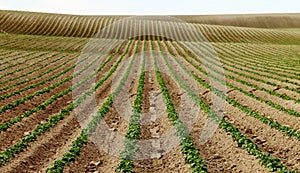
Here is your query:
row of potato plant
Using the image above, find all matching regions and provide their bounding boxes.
[215,45,300,92]
[154,40,208,173]
[0,39,116,114]
[46,40,137,173]
[0,51,48,72]
[160,41,296,172]
[0,53,72,91]
[0,40,125,131]
[0,52,61,83]
[170,41,300,140]
[115,40,145,172]
[185,42,300,115]
[0,40,134,168]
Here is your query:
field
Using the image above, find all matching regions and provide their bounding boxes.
[0,10,300,173]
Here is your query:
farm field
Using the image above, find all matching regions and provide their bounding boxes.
[0,10,300,173]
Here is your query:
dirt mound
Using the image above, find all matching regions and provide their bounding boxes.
[129,35,173,41]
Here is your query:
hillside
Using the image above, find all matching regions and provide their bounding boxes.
[0,10,300,45]
[176,13,300,28]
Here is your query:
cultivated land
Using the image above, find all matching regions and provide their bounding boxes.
[0,10,299,173]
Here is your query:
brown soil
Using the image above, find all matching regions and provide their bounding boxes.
[162,40,270,172]
[63,40,141,172]
[0,55,76,97]
[133,41,190,172]
[0,52,49,77]
[130,35,173,41]
[179,53,300,171]
[1,52,77,88]
[0,74,73,123]
[0,41,130,172]
[0,113,80,172]
[214,45,300,97]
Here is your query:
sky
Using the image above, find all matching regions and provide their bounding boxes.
[0,0,299,15]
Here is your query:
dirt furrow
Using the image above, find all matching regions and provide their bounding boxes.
[0,72,73,122]
[216,45,300,78]
[220,61,299,93]
[192,43,300,99]
[159,41,270,172]
[0,52,49,76]
[180,56,300,171]
[239,86,300,127]
[172,41,300,132]
[0,52,117,171]
[0,112,80,173]
[172,61,270,172]
[225,91,300,171]
[134,43,191,172]
[1,53,76,89]
[134,72,190,173]
[0,40,124,122]
[64,83,119,173]
[0,51,25,64]
[0,92,72,151]
[215,46,300,90]
[0,42,125,150]
[0,57,75,97]
[39,127,82,172]
[63,40,140,172]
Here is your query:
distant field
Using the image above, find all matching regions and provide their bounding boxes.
[0,10,299,173]
[176,13,300,28]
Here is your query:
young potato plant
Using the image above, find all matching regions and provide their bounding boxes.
[162,41,297,172]
[46,40,136,173]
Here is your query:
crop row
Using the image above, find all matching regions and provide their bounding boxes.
[164,20,300,45]
[0,55,76,101]
[0,39,123,131]
[217,43,300,75]
[164,20,300,67]
[0,12,118,37]
[0,51,46,72]
[0,58,78,114]
[0,38,119,115]
[190,42,300,109]
[115,40,145,172]
[195,23,300,44]
[0,33,86,53]
[215,45,300,88]
[46,40,136,173]
[0,53,71,91]
[0,52,64,84]
[157,40,296,172]
[229,43,300,70]
[180,42,300,115]
[0,51,33,66]
[215,44,299,78]
[46,39,299,173]
[154,40,208,173]
[169,41,300,140]
[0,50,22,61]
[2,11,300,45]
[0,40,134,167]
[170,17,300,77]
[195,42,300,89]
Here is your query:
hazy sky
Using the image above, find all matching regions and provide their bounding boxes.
[0,0,299,15]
